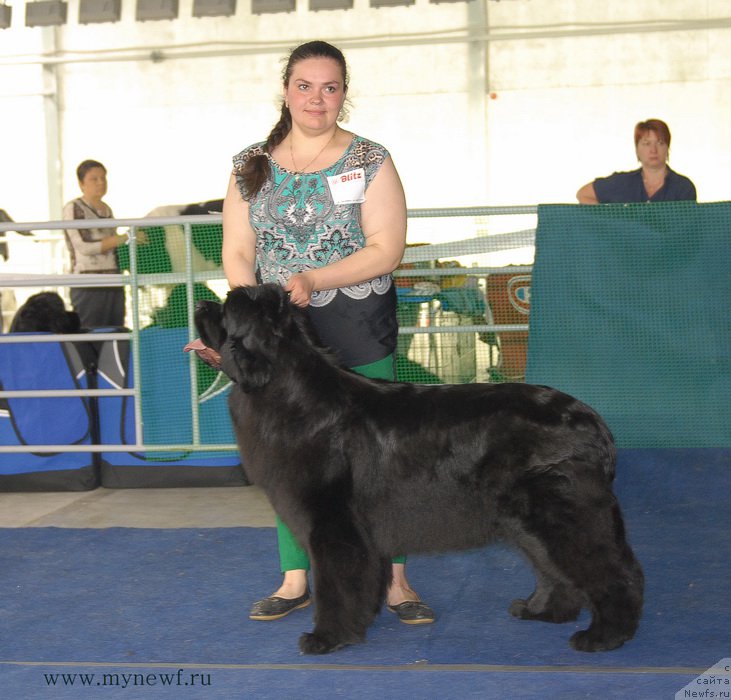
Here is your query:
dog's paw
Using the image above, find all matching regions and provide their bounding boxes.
[509,598,581,623]
[569,628,626,653]
[508,599,531,619]
[298,631,346,655]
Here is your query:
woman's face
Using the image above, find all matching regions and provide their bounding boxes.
[635,130,669,169]
[79,167,108,201]
[284,57,346,134]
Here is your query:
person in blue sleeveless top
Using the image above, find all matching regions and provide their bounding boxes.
[221,40,435,625]
[576,119,697,204]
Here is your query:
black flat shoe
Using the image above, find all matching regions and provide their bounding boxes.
[386,600,435,625]
[249,590,311,621]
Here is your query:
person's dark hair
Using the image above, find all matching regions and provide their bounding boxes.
[240,41,349,199]
[634,119,671,148]
[76,159,107,182]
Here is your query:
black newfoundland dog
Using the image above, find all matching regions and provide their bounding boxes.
[195,284,644,655]
[10,291,81,334]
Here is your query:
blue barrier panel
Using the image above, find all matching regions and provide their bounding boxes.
[0,335,98,490]
[96,327,247,488]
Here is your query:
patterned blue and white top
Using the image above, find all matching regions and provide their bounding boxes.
[232,134,398,368]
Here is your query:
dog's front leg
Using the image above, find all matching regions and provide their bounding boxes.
[299,516,389,655]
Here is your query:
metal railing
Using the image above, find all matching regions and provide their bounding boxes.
[0,208,536,454]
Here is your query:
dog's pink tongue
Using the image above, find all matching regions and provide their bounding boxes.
[183,338,222,370]
[183,338,208,353]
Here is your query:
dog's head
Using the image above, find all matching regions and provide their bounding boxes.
[10,292,81,334]
[194,284,299,392]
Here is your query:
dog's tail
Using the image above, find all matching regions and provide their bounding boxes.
[568,393,617,483]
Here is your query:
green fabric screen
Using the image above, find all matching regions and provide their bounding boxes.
[525,202,730,448]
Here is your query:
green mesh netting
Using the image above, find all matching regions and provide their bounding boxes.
[118,221,223,275]
[526,202,730,449]
[109,202,728,450]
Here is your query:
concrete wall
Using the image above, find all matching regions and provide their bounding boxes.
[1,0,729,222]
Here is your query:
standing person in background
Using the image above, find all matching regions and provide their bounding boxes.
[0,208,28,332]
[63,160,146,328]
[221,40,435,626]
[0,208,17,261]
[576,119,697,204]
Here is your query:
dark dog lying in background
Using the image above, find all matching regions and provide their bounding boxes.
[194,284,644,656]
[9,291,81,334]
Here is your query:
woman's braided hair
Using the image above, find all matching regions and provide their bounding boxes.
[239,40,349,199]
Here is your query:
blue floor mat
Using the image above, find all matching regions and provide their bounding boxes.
[1,449,729,699]
[0,664,706,699]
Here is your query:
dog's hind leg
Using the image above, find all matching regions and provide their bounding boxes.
[504,471,643,652]
[298,514,390,655]
[507,528,584,624]
[565,499,644,653]
[537,508,642,651]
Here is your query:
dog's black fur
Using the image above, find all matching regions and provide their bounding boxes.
[9,292,81,334]
[195,284,644,655]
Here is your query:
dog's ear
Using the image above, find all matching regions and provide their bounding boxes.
[223,344,273,392]
[194,300,226,351]
[10,304,42,332]
[8,307,25,332]
[257,284,295,338]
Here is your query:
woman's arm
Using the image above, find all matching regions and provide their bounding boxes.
[63,202,142,254]
[576,182,599,204]
[222,173,258,289]
[100,230,145,252]
[286,156,407,306]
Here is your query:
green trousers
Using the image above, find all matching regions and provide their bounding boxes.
[276,352,406,571]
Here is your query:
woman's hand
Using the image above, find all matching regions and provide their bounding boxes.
[104,229,148,252]
[283,156,407,297]
[285,272,316,307]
